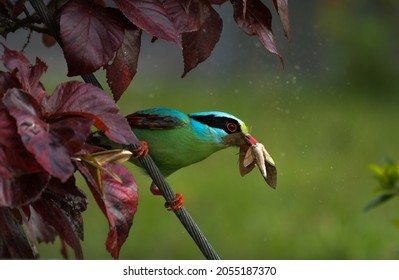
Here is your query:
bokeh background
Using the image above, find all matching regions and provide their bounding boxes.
[2,0,399,259]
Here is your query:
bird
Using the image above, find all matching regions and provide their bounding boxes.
[93,108,276,207]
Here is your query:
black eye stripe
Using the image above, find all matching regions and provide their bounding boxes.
[190,115,241,134]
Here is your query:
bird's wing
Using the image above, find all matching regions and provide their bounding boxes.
[126,108,189,129]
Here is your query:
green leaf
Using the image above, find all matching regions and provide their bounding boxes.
[364,193,397,212]
[369,164,384,178]
[369,161,399,190]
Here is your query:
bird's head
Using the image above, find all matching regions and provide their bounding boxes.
[188,111,257,147]
[188,111,277,188]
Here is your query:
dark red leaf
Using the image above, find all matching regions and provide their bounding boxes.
[50,117,94,154]
[60,0,125,76]
[31,177,88,259]
[3,0,26,18]
[46,81,139,145]
[60,239,69,259]
[93,0,106,6]
[163,0,201,33]
[114,0,181,47]
[1,44,29,73]
[209,0,228,4]
[0,71,19,99]
[29,58,48,104]
[0,207,35,258]
[182,1,222,77]
[0,170,49,207]
[231,0,283,65]
[106,26,142,102]
[1,45,48,104]
[3,89,75,182]
[0,105,49,207]
[273,0,290,40]
[103,164,138,259]
[24,206,57,244]
[77,161,138,259]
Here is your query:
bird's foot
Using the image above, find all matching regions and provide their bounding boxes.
[131,140,149,158]
[164,193,184,212]
[150,183,184,211]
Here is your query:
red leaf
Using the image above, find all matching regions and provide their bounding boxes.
[1,45,48,103]
[0,208,35,258]
[46,81,139,145]
[209,0,228,4]
[50,117,94,154]
[163,0,201,33]
[0,71,19,100]
[60,0,125,76]
[1,44,30,74]
[32,177,88,259]
[0,171,50,207]
[24,206,57,244]
[0,105,49,207]
[77,161,138,259]
[114,0,181,47]
[3,89,75,182]
[103,164,138,259]
[182,1,222,77]
[106,26,142,102]
[231,0,283,65]
[2,0,26,19]
[95,0,106,6]
[273,0,290,40]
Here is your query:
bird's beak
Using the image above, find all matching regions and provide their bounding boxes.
[244,134,259,145]
[238,133,277,189]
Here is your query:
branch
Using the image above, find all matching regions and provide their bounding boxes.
[0,13,45,37]
[132,145,220,259]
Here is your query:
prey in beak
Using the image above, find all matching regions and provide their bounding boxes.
[222,133,277,189]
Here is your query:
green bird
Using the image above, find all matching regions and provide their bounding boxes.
[94,108,276,195]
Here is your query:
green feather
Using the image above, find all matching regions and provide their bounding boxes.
[132,122,227,177]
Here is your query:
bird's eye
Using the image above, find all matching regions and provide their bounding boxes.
[226,122,238,133]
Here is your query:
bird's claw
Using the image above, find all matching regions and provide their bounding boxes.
[150,183,184,211]
[131,140,149,158]
[165,193,184,211]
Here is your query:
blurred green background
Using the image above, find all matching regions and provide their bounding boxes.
[2,0,399,259]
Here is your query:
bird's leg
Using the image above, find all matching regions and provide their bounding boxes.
[164,193,184,211]
[150,182,184,211]
[131,140,149,158]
